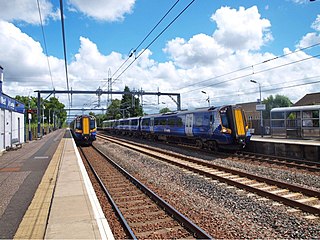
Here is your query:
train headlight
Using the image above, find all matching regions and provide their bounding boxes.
[221,127,232,134]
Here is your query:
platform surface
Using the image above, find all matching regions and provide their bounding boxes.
[0,129,113,239]
[45,134,113,239]
[250,135,320,146]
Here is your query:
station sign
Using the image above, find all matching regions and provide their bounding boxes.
[27,109,37,114]
[256,104,266,111]
[0,92,25,113]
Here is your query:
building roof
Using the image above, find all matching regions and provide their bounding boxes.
[294,92,320,106]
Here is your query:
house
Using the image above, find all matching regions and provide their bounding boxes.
[294,92,320,106]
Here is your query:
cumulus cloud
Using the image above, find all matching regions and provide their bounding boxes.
[297,14,320,48]
[67,0,136,22]
[0,0,59,24]
[311,14,320,31]
[164,6,272,69]
[212,6,273,51]
[1,4,320,112]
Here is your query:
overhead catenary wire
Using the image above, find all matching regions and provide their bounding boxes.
[178,41,320,93]
[201,75,320,103]
[59,0,71,109]
[114,0,196,81]
[91,0,193,110]
[36,0,54,90]
[182,52,320,94]
[110,0,181,81]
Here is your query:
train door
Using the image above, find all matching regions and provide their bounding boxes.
[82,117,90,135]
[185,114,193,136]
[150,117,154,133]
[0,109,4,151]
[233,107,246,137]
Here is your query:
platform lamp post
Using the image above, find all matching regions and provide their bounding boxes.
[42,105,45,136]
[250,80,264,137]
[28,97,32,141]
[201,91,210,107]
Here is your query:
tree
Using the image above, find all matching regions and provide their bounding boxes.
[15,95,66,126]
[159,107,171,114]
[262,94,292,119]
[106,99,121,119]
[120,86,143,118]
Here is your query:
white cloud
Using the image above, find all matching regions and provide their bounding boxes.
[67,0,136,22]
[1,4,320,113]
[0,0,59,24]
[297,32,320,48]
[211,6,273,51]
[311,14,320,31]
[296,15,320,48]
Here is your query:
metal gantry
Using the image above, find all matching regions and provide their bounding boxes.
[35,89,181,138]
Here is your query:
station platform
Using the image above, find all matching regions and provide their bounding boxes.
[0,129,114,239]
[248,135,320,161]
[251,135,320,146]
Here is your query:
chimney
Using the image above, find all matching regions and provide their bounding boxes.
[0,65,3,93]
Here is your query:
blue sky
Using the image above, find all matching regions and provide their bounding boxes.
[0,0,320,114]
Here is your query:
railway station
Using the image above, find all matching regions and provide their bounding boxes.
[1,0,320,239]
[1,122,320,239]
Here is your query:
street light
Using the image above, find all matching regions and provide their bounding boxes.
[250,80,263,137]
[201,91,210,107]
[42,105,45,136]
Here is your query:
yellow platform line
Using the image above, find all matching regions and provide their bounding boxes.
[14,138,65,239]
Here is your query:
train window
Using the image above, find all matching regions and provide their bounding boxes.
[177,117,183,127]
[131,119,138,126]
[76,119,81,129]
[154,119,159,126]
[220,112,230,128]
[142,119,149,126]
[203,114,210,126]
[195,115,202,127]
[160,118,167,126]
[90,119,96,129]
[168,117,175,126]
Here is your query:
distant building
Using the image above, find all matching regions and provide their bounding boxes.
[236,101,260,121]
[294,92,320,106]
[0,66,25,154]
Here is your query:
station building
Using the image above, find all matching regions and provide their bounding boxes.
[0,66,25,154]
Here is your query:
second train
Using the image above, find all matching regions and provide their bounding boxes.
[102,105,250,151]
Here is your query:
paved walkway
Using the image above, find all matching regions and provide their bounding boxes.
[12,130,113,239]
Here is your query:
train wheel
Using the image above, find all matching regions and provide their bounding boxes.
[208,141,218,152]
[196,139,204,149]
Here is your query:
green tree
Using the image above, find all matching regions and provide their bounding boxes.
[106,99,121,119]
[15,95,66,127]
[120,86,143,118]
[262,94,292,119]
[159,107,171,114]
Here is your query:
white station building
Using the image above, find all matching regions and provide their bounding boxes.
[0,66,25,154]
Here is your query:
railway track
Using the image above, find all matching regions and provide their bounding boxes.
[97,134,320,218]
[98,131,320,172]
[233,151,320,172]
[79,145,212,239]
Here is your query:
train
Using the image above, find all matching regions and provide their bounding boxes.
[102,105,250,150]
[70,115,97,145]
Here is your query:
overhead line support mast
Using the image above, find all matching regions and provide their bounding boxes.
[35,89,181,138]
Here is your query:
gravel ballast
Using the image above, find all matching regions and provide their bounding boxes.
[94,138,320,239]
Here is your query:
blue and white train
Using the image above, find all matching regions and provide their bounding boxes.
[102,105,250,150]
